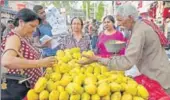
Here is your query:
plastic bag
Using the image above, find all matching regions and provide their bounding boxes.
[134,74,170,100]
[125,65,141,77]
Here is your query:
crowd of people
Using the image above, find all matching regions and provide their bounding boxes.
[1,3,170,100]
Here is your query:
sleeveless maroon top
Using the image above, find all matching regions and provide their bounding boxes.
[1,31,42,88]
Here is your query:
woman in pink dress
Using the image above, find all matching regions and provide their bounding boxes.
[96,15,127,57]
[1,8,55,100]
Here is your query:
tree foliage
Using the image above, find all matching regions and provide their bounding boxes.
[41,1,105,21]
[82,1,91,19]
[82,1,104,21]
[96,1,104,21]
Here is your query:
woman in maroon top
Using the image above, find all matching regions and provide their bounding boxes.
[1,8,55,100]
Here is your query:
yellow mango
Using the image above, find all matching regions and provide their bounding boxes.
[97,83,110,96]
[50,72,61,82]
[70,94,81,100]
[85,84,97,95]
[102,95,110,100]
[84,76,97,85]
[45,67,53,74]
[94,66,101,75]
[57,86,65,92]
[70,47,80,53]
[66,83,83,95]
[81,92,90,100]
[86,66,94,73]
[27,89,38,100]
[133,96,145,100]
[91,94,100,100]
[110,82,122,92]
[59,91,69,100]
[39,90,49,100]
[49,90,59,100]
[121,93,132,100]
[59,63,71,73]
[46,80,56,92]
[86,50,94,56]
[53,64,60,72]
[125,84,137,95]
[56,50,65,57]
[100,66,108,74]
[34,77,47,93]
[59,74,72,86]
[137,85,149,99]
[73,52,81,59]
[73,74,85,85]
[111,92,121,100]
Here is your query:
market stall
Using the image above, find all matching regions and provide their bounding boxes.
[25,48,170,100]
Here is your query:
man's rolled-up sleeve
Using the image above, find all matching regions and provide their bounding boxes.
[98,29,145,71]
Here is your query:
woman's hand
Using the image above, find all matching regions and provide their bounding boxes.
[39,56,56,67]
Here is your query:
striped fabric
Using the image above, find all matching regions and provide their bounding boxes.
[60,34,91,52]
[142,19,168,46]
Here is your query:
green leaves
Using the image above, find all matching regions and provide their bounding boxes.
[96,1,104,21]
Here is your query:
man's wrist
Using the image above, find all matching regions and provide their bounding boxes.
[95,56,101,61]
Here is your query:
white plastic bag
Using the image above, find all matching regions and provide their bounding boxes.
[125,65,141,77]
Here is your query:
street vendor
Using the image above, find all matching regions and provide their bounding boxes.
[79,3,170,94]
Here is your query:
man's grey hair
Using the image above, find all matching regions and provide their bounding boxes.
[116,3,139,21]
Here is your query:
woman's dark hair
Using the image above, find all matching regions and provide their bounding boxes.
[70,17,83,28]
[103,15,115,24]
[13,8,41,27]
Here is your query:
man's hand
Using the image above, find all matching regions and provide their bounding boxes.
[78,55,100,65]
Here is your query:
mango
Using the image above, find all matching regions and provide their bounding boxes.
[39,90,49,100]
[49,90,59,100]
[97,83,110,96]
[34,77,47,93]
[84,84,97,95]
[27,89,38,100]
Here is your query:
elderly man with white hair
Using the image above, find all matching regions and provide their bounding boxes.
[79,3,170,94]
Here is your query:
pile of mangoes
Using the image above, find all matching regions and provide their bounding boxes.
[27,48,149,100]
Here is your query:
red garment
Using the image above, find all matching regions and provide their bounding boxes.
[149,6,157,19]
[97,31,127,57]
[1,31,42,88]
[163,7,170,20]
[134,74,170,100]
[142,19,168,46]
[116,1,121,5]
[138,0,143,8]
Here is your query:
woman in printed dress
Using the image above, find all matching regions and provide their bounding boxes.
[1,8,55,100]
[60,17,91,52]
[96,15,127,57]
